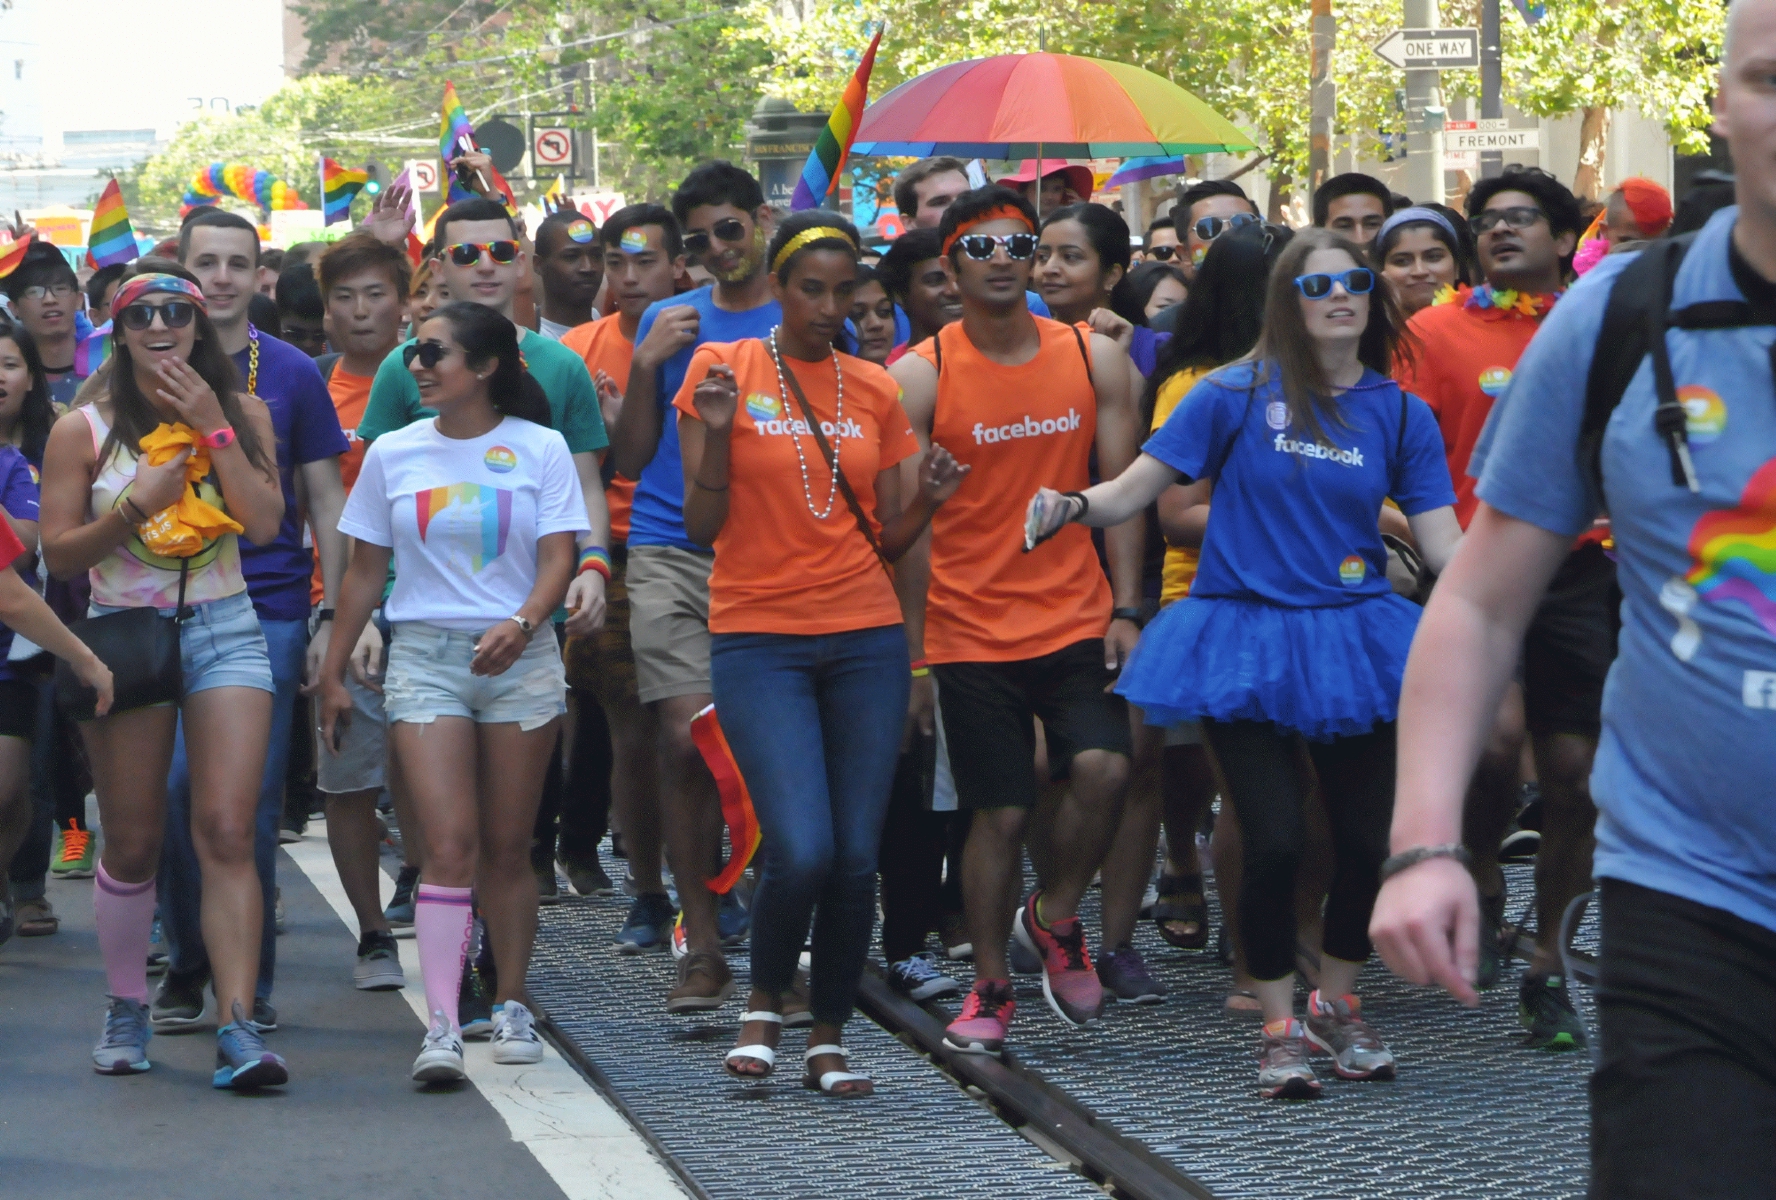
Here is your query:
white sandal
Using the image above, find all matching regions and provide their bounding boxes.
[802,1044,872,1096]
[723,1011,783,1079]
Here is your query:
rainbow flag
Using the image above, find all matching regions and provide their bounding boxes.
[0,233,33,280]
[87,180,139,269]
[790,26,882,212]
[439,81,478,203]
[320,157,368,226]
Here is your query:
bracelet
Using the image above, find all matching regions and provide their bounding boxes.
[910,666,931,678]
[122,496,151,526]
[577,546,612,581]
[693,479,729,492]
[316,608,336,622]
[1062,491,1090,522]
[909,658,929,670]
[1378,843,1472,883]
[1111,606,1144,628]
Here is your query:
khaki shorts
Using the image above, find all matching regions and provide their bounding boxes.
[626,544,714,704]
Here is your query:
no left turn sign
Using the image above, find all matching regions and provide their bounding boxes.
[533,128,573,167]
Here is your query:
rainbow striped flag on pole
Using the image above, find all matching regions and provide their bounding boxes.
[789,26,882,212]
[87,179,138,268]
[0,233,33,280]
[320,157,368,226]
[439,81,479,203]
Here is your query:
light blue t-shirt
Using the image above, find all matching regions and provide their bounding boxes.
[1145,361,1453,606]
[627,287,781,550]
[1472,206,1776,935]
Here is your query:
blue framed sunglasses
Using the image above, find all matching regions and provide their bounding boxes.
[1294,268,1375,300]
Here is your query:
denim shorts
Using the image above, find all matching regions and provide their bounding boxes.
[91,590,274,698]
[383,622,567,732]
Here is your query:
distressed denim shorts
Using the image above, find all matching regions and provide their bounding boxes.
[90,589,274,698]
[383,622,566,732]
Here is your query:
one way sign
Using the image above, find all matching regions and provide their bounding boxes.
[1373,28,1481,69]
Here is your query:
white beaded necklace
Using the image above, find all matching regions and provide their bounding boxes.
[768,327,845,520]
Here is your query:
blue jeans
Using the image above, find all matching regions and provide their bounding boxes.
[159,616,306,999]
[710,624,909,1025]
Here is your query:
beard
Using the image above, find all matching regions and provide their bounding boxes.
[713,226,767,283]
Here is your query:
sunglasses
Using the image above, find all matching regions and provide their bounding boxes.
[681,217,748,257]
[955,232,1040,262]
[401,340,454,369]
[118,301,198,331]
[1469,206,1547,235]
[1146,244,1179,262]
[1294,268,1375,299]
[1192,212,1262,242]
[445,240,520,267]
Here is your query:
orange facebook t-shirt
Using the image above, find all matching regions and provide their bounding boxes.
[562,313,638,542]
[914,317,1112,663]
[1394,291,1542,529]
[311,364,373,605]
[670,339,919,636]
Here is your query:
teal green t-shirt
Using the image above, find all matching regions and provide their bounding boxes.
[359,326,609,453]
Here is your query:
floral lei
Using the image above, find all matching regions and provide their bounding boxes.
[1434,283,1561,318]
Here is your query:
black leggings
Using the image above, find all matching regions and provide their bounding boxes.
[1203,719,1396,981]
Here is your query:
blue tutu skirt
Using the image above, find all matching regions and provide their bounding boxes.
[1116,593,1422,741]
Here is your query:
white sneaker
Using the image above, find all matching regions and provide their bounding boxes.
[491,999,545,1064]
[411,1014,466,1083]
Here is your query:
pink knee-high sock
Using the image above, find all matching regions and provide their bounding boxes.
[415,884,474,1035]
[94,864,158,1004]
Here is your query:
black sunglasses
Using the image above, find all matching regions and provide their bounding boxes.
[445,240,520,267]
[681,217,748,257]
[1469,206,1547,235]
[956,232,1039,262]
[402,340,453,369]
[1146,244,1179,261]
[118,301,198,331]
[1193,212,1261,242]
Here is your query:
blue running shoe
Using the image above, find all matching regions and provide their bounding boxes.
[718,889,750,947]
[385,864,419,936]
[93,996,152,1075]
[615,892,675,954]
[213,1002,288,1090]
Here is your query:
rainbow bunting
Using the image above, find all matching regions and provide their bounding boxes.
[0,233,33,280]
[320,156,368,226]
[439,81,479,203]
[88,179,139,269]
[790,27,882,211]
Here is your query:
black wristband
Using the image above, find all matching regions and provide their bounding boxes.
[1062,490,1089,522]
[316,608,336,622]
[1378,843,1472,883]
[1111,606,1144,628]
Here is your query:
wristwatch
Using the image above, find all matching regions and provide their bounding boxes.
[199,426,237,450]
[507,614,536,639]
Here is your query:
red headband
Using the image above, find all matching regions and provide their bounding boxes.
[942,206,1036,257]
[1616,178,1673,239]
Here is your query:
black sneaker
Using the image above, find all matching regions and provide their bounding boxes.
[1477,890,1506,991]
[559,850,615,897]
[151,969,209,1031]
[459,967,494,1039]
[385,864,419,934]
[534,861,561,905]
[886,953,962,1002]
[1520,974,1586,1050]
[354,930,406,990]
[247,997,278,1034]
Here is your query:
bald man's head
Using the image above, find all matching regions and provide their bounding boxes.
[1715,0,1775,221]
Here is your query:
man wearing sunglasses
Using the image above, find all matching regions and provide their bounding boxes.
[608,161,777,1011]
[3,242,85,404]
[1313,173,1395,246]
[891,186,1142,1055]
[1176,178,1260,282]
[1393,167,1601,1052]
[1139,217,1180,265]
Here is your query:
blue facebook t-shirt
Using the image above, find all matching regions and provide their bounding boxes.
[234,331,350,621]
[627,287,782,551]
[0,445,39,674]
[1472,206,1776,936]
[1144,361,1453,606]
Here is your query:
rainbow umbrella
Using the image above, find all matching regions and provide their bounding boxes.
[1106,155,1190,188]
[850,53,1255,159]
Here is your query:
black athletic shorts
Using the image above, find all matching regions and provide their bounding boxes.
[1523,541,1620,740]
[0,677,36,741]
[934,638,1131,811]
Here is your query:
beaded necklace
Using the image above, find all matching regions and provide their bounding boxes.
[767,328,844,520]
[245,322,260,394]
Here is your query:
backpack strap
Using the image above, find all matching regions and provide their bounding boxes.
[315,352,343,384]
[1070,323,1091,375]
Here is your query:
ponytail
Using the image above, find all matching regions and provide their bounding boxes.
[430,301,553,428]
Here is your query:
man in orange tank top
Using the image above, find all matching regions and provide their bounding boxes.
[890,187,1144,1054]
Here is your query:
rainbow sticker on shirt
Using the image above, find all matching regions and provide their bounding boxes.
[1339,555,1366,586]
[1478,367,1512,397]
[484,445,517,474]
[1679,385,1727,445]
[745,392,781,422]
[1659,458,1776,662]
[415,483,513,573]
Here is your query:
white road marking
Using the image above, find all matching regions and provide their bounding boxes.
[282,823,689,1200]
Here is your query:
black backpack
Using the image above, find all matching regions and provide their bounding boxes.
[1580,231,1776,503]
[315,352,342,385]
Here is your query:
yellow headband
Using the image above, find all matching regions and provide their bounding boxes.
[772,226,855,273]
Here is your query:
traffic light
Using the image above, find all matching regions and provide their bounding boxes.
[364,162,388,197]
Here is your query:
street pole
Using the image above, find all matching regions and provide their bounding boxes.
[1310,0,1335,196]
[1480,0,1503,178]
[1402,0,1445,203]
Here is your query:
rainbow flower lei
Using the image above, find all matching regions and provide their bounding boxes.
[1450,283,1562,318]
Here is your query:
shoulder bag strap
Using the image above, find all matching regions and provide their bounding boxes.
[773,347,894,575]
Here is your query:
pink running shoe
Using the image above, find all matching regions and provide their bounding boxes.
[944,979,1016,1056]
[1013,891,1105,1027]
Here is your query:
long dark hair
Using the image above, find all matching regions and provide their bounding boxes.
[426,301,552,427]
[1039,202,1132,317]
[1141,223,1292,428]
[1114,261,1187,328]
[0,320,56,463]
[1249,228,1410,448]
[104,260,274,474]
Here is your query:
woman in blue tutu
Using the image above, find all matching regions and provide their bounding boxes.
[1025,227,1462,1100]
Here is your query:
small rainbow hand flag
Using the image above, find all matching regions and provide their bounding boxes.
[320,157,368,226]
[688,704,761,894]
[790,26,882,212]
[0,233,34,280]
[439,81,479,203]
[88,179,138,269]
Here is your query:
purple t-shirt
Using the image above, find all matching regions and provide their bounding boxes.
[233,330,349,621]
[0,445,41,676]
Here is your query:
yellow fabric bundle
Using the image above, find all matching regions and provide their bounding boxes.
[134,423,243,558]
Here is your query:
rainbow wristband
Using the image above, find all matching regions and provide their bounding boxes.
[577,546,612,581]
